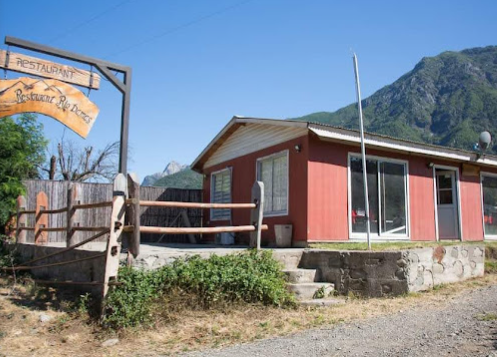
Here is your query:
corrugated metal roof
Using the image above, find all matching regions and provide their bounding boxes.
[191,116,497,171]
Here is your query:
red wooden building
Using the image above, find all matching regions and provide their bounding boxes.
[192,116,497,246]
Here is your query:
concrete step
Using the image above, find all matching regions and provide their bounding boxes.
[299,298,343,307]
[283,269,317,283]
[272,250,304,270]
[287,282,335,300]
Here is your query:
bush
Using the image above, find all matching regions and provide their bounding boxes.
[102,250,294,329]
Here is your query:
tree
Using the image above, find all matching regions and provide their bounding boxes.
[42,140,119,182]
[0,114,47,230]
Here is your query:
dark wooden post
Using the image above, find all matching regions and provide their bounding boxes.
[250,181,264,250]
[16,196,27,243]
[66,183,80,247]
[35,191,48,245]
[102,174,127,302]
[126,173,140,260]
[181,209,197,244]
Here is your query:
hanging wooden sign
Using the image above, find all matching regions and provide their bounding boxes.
[0,50,100,89]
[0,77,99,138]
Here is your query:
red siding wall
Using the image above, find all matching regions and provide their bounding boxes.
[460,174,484,241]
[307,136,349,241]
[307,136,484,242]
[202,133,486,244]
[202,136,309,246]
[408,158,437,241]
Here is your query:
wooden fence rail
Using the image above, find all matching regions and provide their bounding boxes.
[21,179,202,244]
[9,175,265,309]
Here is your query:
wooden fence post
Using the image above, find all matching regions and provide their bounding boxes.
[250,181,264,250]
[126,173,141,261]
[181,209,197,244]
[16,196,27,243]
[35,191,48,245]
[102,174,127,303]
[66,183,80,247]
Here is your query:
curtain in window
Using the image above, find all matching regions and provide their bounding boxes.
[258,152,288,215]
[211,170,231,220]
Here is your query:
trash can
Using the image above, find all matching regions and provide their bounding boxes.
[274,224,292,247]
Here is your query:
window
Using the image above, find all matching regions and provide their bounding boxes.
[257,151,288,216]
[481,174,497,238]
[349,155,408,237]
[211,168,231,220]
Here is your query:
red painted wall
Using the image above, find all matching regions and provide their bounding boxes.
[307,136,349,241]
[460,174,484,241]
[202,133,486,244]
[202,136,309,246]
[307,136,484,242]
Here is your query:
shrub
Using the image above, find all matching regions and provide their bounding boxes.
[102,250,294,329]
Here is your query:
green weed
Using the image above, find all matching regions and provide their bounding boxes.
[102,250,295,329]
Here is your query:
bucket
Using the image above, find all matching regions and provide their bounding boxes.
[274,224,292,247]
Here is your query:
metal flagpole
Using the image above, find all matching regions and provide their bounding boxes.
[352,53,372,250]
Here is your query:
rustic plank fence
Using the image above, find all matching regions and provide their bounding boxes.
[21,179,203,244]
[4,175,265,308]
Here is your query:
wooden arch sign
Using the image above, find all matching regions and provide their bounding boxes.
[0,77,99,138]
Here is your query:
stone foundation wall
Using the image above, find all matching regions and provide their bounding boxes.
[298,245,485,297]
[8,243,106,295]
[406,245,485,292]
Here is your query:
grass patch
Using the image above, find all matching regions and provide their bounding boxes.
[309,241,489,251]
[476,312,497,321]
[102,250,295,329]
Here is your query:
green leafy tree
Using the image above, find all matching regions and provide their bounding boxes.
[0,114,47,231]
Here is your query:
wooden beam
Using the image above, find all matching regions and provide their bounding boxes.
[126,173,141,259]
[102,174,127,304]
[250,181,264,250]
[72,226,109,232]
[35,191,48,245]
[3,253,105,271]
[135,224,268,235]
[73,201,113,210]
[181,209,197,244]
[20,228,110,267]
[136,200,255,209]
[16,196,27,243]
[66,183,80,247]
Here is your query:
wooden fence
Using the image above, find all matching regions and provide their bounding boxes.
[22,180,202,244]
[7,174,265,308]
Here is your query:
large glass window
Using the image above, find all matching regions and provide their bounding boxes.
[350,156,408,236]
[211,169,231,220]
[482,175,497,237]
[257,151,288,216]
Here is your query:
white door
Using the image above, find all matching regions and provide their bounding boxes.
[436,170,459,239]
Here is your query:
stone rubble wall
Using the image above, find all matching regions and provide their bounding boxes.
[406,245,485,292]
[298,245,485,297]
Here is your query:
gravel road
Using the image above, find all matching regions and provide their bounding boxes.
[187,285,497,357]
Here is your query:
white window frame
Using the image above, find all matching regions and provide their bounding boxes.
[256,150,289,217]
[480,171,497,240]
[347,153,410,241]
[432,164,463,241]
[210,167,232,221]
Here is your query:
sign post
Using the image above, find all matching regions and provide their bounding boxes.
[2,36,131,174]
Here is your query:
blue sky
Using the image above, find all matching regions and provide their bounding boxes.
[1,0,496,180]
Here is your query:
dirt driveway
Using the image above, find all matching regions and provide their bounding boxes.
[187,285,497,357]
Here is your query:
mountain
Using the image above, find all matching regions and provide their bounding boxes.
[293,46,497,153]
[141,160,189,186]
[153,168,202,189]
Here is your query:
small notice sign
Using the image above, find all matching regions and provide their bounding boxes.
[0,50,100,89]
[0,77,99,138]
